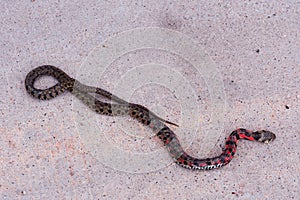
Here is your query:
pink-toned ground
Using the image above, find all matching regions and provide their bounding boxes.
[0,1,298,199]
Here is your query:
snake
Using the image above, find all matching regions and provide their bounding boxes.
[25,65,276,170]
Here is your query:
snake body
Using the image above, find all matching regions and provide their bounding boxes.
[25,65,276,170]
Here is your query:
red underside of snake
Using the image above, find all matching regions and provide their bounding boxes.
[25,65,276,170]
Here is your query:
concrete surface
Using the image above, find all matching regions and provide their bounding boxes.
[0,1,299,199]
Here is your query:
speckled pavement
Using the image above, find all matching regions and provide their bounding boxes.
[0,1,299,199]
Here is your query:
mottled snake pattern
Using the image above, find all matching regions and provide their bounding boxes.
[25,65,276,170]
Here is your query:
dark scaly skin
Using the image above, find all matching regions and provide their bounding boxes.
[165,128,276,170]
[25,65,276,170]
[25,65,178,126]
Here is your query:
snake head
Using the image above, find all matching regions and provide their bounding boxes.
[256,130,276,143]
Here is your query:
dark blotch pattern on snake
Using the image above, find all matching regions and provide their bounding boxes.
[25,65,276,170]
